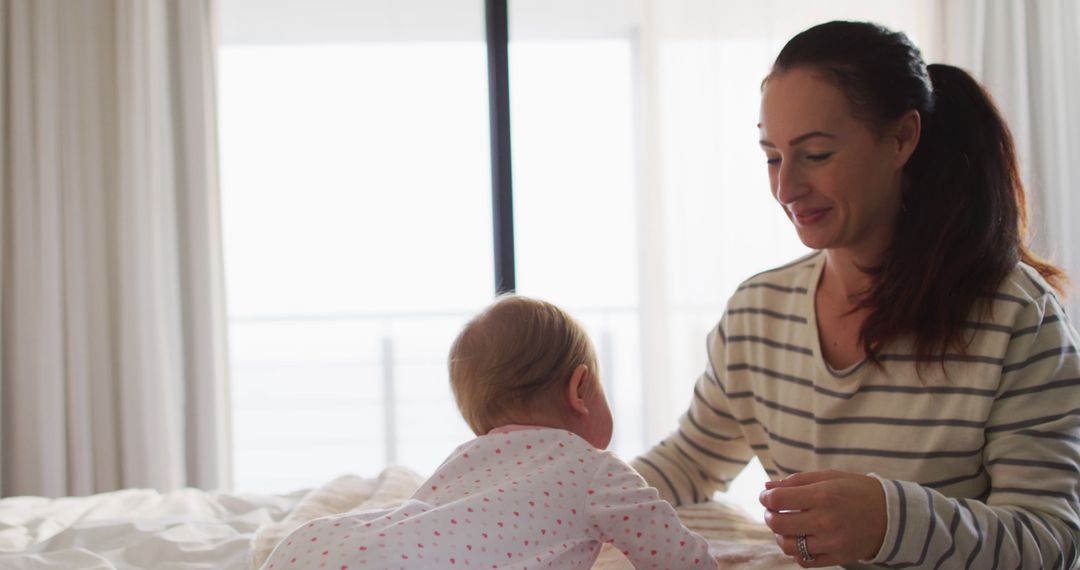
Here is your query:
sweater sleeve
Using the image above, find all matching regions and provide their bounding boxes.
[631,317,755,506]
[867,294,1080,569]
[585,455,717,570]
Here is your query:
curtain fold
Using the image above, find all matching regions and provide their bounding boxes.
[0,0,231,497]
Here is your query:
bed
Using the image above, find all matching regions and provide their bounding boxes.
[0,467,835,569]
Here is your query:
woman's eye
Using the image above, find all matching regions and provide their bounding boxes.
[765,157,781,166]
[806,152,833,162]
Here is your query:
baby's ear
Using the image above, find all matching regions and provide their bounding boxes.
[565,364,591,417]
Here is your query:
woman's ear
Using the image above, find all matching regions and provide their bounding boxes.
[565,364,591,417]
[894,109,921,168]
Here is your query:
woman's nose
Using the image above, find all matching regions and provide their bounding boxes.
[774,162,808,205]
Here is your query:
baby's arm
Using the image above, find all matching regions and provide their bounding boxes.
[586,456,717,569]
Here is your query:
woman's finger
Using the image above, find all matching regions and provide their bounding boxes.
[764,469,845,489]
[763,508,819,536]
[773,533,796,557]
[759,485,819,511]
[775,533,839,568]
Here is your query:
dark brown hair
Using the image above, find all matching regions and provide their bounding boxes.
[768,21,1068,366]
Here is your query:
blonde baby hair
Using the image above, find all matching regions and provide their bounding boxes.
[448,295,598,435]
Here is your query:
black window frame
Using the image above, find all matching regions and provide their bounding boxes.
[486,0,515,295]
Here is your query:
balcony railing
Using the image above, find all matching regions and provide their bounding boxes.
[228,307,637,492]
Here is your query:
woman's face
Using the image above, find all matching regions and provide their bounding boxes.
[758,68,907,260]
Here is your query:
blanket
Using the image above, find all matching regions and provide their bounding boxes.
[0,467,830,569]
[0,486,304,569]
[247,467,821,570]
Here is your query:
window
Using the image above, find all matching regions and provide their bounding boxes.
[509,7,642,456]
[219,0,490,492]
[220,0,933,517]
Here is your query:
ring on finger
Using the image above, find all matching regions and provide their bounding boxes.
[796,533,816,562]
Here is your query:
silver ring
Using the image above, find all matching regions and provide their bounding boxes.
[796,534,816,562]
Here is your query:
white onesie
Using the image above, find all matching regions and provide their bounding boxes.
[262,426,716,569]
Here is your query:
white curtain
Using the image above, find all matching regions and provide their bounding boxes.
[930,0,1080,322]
[0,0,231,497]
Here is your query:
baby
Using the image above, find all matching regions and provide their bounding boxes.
[262,295,716,569]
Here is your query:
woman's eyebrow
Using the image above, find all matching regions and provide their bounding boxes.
[758,130,838,147]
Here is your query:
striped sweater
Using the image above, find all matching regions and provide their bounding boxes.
[632,251,1080,569]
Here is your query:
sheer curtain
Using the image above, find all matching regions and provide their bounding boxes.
[0,0,230,497]
[930,0,1080,321]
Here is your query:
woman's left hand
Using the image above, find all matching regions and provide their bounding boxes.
[759,470,887,568]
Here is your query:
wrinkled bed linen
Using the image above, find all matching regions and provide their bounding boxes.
[248,467,821,570]
[0,486,303,569]
[1,467,828,569]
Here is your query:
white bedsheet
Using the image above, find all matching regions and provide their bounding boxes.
[0,486,304,569]
[0,468,834,570]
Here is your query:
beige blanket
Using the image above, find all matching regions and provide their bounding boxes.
[248,467,835,570]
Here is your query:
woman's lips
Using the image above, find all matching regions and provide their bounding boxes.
[791,207,830,226]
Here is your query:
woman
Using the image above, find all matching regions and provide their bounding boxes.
[632,21,1080,569]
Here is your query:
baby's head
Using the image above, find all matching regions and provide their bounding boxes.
[448,295,613,449]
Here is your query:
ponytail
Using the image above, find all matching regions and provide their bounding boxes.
[866,63,1068,364]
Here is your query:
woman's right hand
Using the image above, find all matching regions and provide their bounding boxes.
[760,470,887,567]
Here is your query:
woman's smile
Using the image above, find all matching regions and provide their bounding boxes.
[789,206,831,226]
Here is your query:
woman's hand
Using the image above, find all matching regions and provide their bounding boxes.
[759,470,887,568]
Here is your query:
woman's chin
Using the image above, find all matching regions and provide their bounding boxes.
[793,229,832,251]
